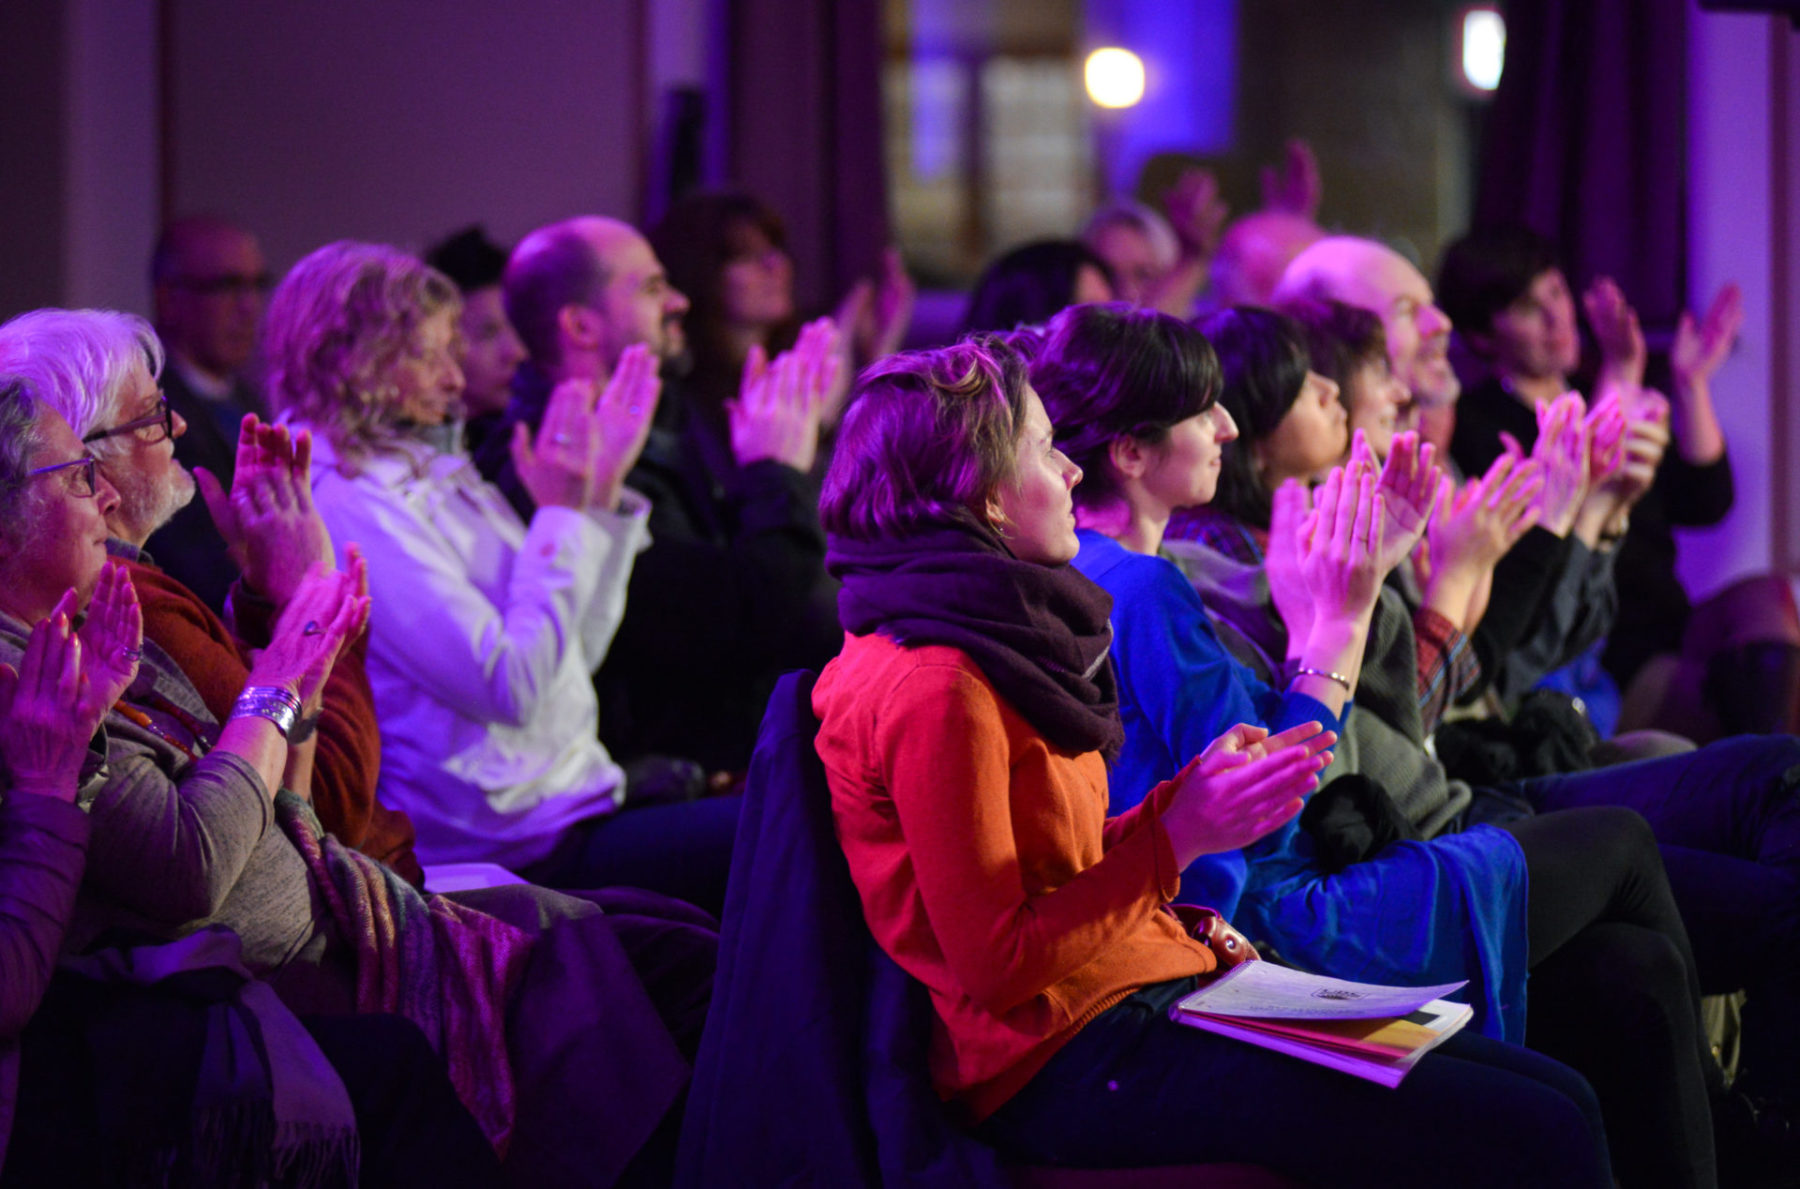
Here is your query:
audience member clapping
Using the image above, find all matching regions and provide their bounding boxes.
[811,331,1613,1186]
[262,240,738,913]
[425,225,530,459]
[0,307,420,880]
[483,214,844,776]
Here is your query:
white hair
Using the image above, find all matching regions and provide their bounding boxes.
[1081,198,1180,273]
[0,309,165,452]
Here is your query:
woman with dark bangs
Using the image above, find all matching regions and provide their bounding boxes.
[811,331,1611,1186]
[1038,302,1719,1186]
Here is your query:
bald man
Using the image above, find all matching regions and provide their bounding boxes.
[1272,233,1618,711]
[477,215,840,775]
[144,216,271,613]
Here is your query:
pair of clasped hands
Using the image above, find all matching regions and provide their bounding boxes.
[1161,431,1445,871]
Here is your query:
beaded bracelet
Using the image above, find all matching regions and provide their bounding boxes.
[231,685,303,738]
[1291,666,1352,693]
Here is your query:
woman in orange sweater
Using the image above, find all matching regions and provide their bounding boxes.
[811,335,1612,1186]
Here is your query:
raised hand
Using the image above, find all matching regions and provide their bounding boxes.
[1363,430,1440,575]
[1528,392,1591,537]
[1298,459,1385,626]
[199,415,336,605]
[1161,720,1335,868]
[1265,478,1316,645]
[246,557,371,713]
[1423,455,1541,630]
[511,343,661,511]
[1671,281,1744,393]
[1584,277,1646,392]
[1164,167,1230,260]
[75,561,142,716]
[0,607,110,801]
[730,317,839,473]
[1260,139,1323,219]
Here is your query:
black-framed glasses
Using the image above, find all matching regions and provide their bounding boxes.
[83,394,173,445]
[23,455,101,498]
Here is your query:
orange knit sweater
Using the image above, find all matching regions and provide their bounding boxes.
[813,632,1213,1122]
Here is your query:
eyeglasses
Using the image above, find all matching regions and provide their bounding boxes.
[23,455,102,498]
[83,394,174,445]
[172,272,272,299]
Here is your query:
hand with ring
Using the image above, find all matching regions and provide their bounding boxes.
[247,553,372,715]
[75,560,143,716]
[0,606,120,802]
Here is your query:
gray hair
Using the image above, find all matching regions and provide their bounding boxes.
[1081,198,1180,273]
[0,309,165,457]
[0,379,51,529]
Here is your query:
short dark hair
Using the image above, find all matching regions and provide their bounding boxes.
[649,191,790,373]
[1028,303,1220,507]
[960,240,1116,337]
[1198,306,1313,529]
[425,225,510,293]
[820,336,1031,541]
[1435,225,1561,338]
[1279,296,1387,398]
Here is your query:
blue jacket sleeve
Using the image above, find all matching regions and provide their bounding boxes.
[1109,553,1340,766]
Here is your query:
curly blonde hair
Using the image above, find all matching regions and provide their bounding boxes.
[261,241,460,472]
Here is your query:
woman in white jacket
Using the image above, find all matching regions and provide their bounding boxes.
[265,240,739,911]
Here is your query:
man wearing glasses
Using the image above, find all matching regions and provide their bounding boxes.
[145,216,271,611]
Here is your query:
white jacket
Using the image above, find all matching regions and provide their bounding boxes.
[304,430,648,869]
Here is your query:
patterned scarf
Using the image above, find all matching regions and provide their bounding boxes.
[276,795,533,1155]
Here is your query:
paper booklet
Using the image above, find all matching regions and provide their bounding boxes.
[1169,961,1474,1088]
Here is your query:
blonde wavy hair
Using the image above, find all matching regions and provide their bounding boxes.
[261,241,460,473]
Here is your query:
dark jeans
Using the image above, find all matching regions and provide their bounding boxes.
[523,793,742,917]
[975,976,1612,1188]
[1514,735,1800,1096]
[1503,808,1716,1188]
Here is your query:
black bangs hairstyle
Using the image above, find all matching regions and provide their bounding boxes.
[1279,296,1388,398]
[961,240,1117,337]
[1028,302,1221,507]
[1435,224,1561,341]
[1199,305,1313,529]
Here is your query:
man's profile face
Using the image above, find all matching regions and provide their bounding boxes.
[155,226,268,378]
[589,230,690,371]
[1329,246,1460,410]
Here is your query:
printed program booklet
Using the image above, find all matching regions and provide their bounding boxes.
[1169,961,1473,1087]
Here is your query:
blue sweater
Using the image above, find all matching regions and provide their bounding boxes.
[1075,530,1528,1041]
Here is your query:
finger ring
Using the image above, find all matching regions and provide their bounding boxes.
[551,433,572,445]
[628,406,641,416]
[302,620,322,636]
[118,647,141,662]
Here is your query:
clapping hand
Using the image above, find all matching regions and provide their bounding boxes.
[1161,721,1336,869]
[512,343,661,511]
[0,597,125,801]
[1514,392,1591,538]
[1265,478,1316,645]
[75,561,142,714]
[1164,167,1230,261]
[730,317,842,473]
[199,415,336,606]
[247,556,371,713]
[1260,139,1323,219]
[1421,454,1542,631]
[1584,277,1646,393]
[1356,430,1439,575]
[1671,282,1744,393]
[1298,458,1385,626]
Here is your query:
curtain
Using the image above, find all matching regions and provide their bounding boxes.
[724,0,890,310]
[1474,0,1689,327]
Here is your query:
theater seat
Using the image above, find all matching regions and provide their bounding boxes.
[675,670,1305,1188]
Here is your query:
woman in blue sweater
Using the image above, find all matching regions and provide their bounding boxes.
[1028,302,1717,1187]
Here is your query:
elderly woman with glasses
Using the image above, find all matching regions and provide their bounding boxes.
[0,332,713,1183]
[0,308,422,881]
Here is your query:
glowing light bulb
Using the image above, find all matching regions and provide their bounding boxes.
[1085,47,1146,109]
[1461,8,1505,92]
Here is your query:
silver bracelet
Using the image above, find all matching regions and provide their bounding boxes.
[231,685,303,738]
[1291,666,1352,693]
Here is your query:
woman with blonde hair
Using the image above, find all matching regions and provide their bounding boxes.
[265,240,740,912]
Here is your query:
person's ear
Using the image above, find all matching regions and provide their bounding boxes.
[556,304,601,353]
[1108,434,1151,481]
